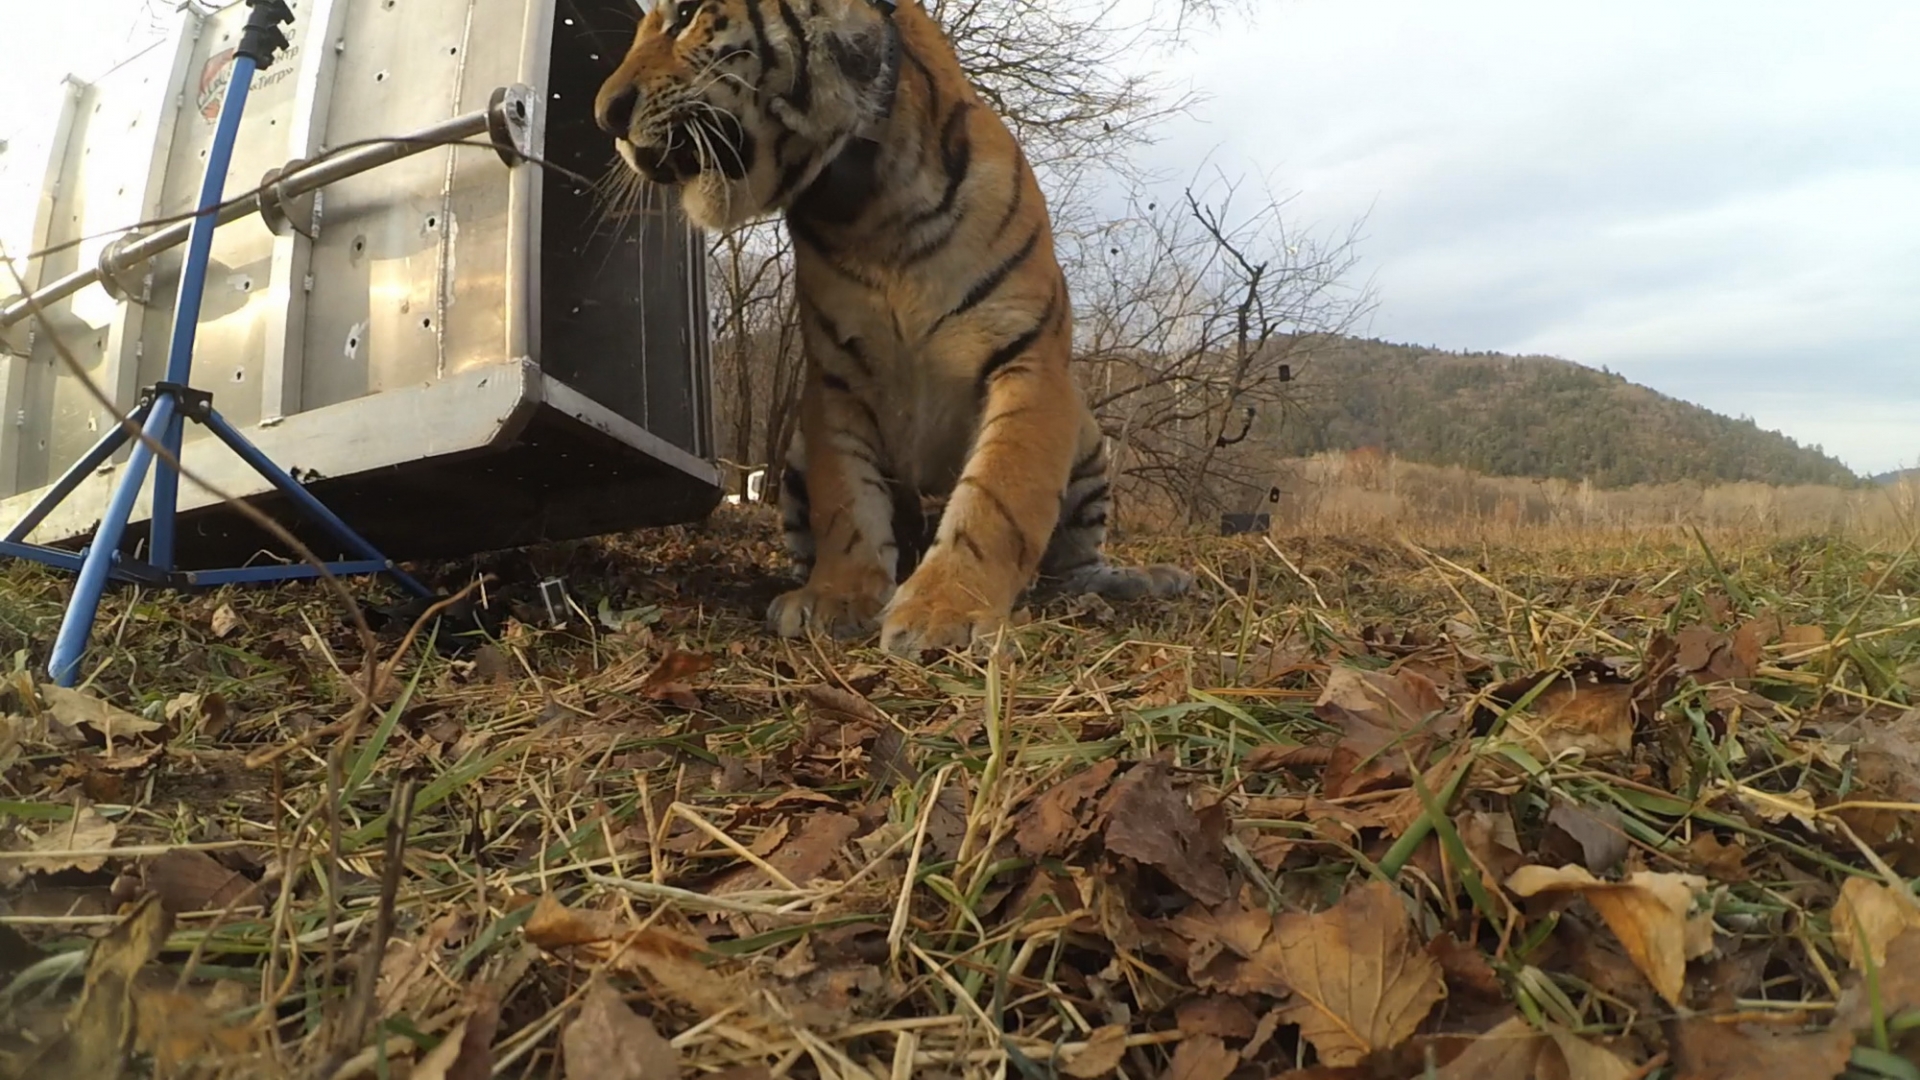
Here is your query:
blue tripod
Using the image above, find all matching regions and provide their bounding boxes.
[0,0,430,686]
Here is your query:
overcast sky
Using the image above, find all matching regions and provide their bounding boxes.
[1121,0,1920,476]
[4,0,1915,475]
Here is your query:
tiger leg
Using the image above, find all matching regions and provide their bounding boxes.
[776,436,817,579]
[1037,410,1193,600]
[879,364,1080,655]
[766,381,900,639]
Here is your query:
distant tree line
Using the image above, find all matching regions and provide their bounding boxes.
[1260,341,1864,489]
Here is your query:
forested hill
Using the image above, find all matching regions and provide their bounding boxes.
[1267,339,1863,488]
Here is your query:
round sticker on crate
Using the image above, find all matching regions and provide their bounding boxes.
[197,48,238,120]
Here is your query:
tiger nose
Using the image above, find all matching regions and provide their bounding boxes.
[595,83,639,137]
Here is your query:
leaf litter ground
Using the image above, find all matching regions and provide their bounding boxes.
[1,510,1919,1080]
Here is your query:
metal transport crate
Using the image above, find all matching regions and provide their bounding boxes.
[0,0,719,568]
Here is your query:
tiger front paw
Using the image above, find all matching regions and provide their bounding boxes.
[766,569,895,640]
[878,557,1009,657]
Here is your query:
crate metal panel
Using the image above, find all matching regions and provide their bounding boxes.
[0,0,719,566]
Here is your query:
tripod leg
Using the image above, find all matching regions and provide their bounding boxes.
[4,399,150,543]
[48,393,178,686]
[200,407,432,597]
[148,407,187,571]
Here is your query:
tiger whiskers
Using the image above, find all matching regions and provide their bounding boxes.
[686,101,750,178]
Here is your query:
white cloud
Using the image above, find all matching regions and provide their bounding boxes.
[1117,0,1920,474]
[1719,393,1920,478]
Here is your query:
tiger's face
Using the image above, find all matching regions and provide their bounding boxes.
[594,0,893,231]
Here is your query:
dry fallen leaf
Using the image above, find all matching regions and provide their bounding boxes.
[1830,877,1920,970]
[1547,800,1630,874]
[1524,679,1636,760]
[1165,1034,1240,1080]
[1457,809,1528,884]
[713,810,859,895]
[163,692,202,724]
[378,913,467,1016]
[1673,625,1757,683]
[1239,742,1328,773]
[210,602,241,639]
[18,894,173,1078]
[1133,650,1193,708]
[1833,707,1920,805]
[1545,1024,1639,1080]
[1101,759,1231,906]
[131,981,261,1073]
[1169,898,1280,993]
[1059,1024,1128,1078]
[1682,832,1750,882]
[1779,623,1828,650]
[0,805,118,887]
[1669,1015,1854,1080]
[800,683,890,728]
[561,977,679,1080]
[1319,663,1444,718]
[1314,665,1459,798]
[1507,864,1712,1007]
[1434,1017,1546,1079]
[1435,1018,1638,1080]
[1245,795,1388,844]
[1015,758,1118,858]
[1213,636,1314,686]
[1722,782,1820,829]
[767,810,860,883]
[411,984,500,1080]
[38,685,162,740]
[1426,932,1504,999]
[1834,927,1920,1034]
[524,894,738,1016]
[139,849,259,914]
[1265,880,1447,1066]
[1175,995,1258,1039]
[639,649,715,710]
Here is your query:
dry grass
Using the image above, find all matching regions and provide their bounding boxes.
[1257,452,1920,541]
[1,506,1918,1079]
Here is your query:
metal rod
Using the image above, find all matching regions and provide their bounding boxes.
[148,408,185,571]
[187,559,389,585]
[167,55,257,387]
[47,393,177,685]
[200,406,432,597]
[0,541,86,574]
[147,49,262,569]
[0,105,501,329]
[2,398,149,543]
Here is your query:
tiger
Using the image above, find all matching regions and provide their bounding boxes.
[594,0,1191,654]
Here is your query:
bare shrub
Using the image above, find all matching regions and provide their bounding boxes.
[1073,175,1373,527]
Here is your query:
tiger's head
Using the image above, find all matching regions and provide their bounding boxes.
[593,0,901,231]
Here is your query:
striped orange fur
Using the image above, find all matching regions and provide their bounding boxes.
[596,0,1190,653]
